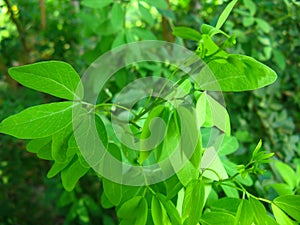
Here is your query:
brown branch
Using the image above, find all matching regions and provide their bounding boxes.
[39,0,46,30]
[162,0,174,42]
[4,0,30,62]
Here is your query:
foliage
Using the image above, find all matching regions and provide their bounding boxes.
[0,0,299,224]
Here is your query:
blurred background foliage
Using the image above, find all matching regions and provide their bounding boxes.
[0,0,299,224]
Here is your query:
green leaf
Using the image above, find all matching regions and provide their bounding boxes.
[249,198,266,224]
[151,195,172,225]
[271,183,294,196]
[0,102,78,139]
[164,175,183,199]
[201,24,229,37]
[216,0,238,30]
[47,159,73,178]
[271,203,298,225]
[265,215,280,225]
[142,0,168,9]
[156,194,181,225]
[26,136,51,154]
[103,179,122,206]
[210,197,240,215]
[216,135,239,156]
[196,92,231,134]
[182,179,205,225]
[112,30,126,48]
[100,192,114,209]
[111,2,124,30]
[37,147,52,160]
[234,199,254,225]
[8,61,83,100]
[201,147,228,181]
[172,27,202,41]
[177,161,199,186]
[274,161,298,188]
[118,196,148,225]
[118,196,143,219]
[221,181,239,198]
[138,105,167,164]
[256,18,271,33]
[160,112,180,161]
[61,157,90,191]
[52,124,74,163]
[195,54,277,91]
[200,212,235,225]
[273,195,300,222]
[102,143,123,206]
[243,0,256,15]
[82,0,113,9]
[73,112,108,168]
[139,3,154,26]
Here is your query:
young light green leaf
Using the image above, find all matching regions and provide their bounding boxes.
[0,102,78,139]
[274,161,297,188]
[172,27,202,41]
[157,193,181,225]
[182,179,205,225]
[251,139,262,159]
[200,212,235,225]
[82,0,113,9]
[249,198,267,224]
[234,199,254,225]
[61,157,90,191]
[8,61,83,100]
[195,54,277,92]
[273,195,300,222]
[271,203,298,225]
[151,195,172,225]
[216,0,238,30]
[111,2,124,29]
